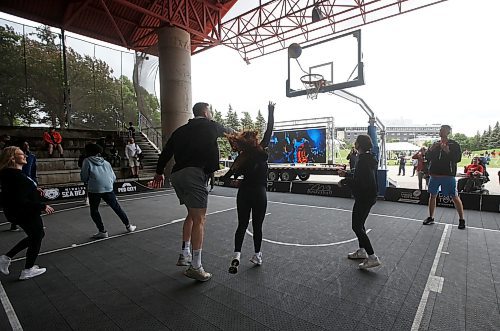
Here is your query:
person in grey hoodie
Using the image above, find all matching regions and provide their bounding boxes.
[80,143,136,239]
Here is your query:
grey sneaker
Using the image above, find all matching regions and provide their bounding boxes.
[250,253,263,266]
[0,255,11,275]
[126,224,137,232]
[176,254,192,266]
[348,248,368,259]
[359,257,381,269]
[184,266,212,282]
[19,265,46,280]
[92,231,108,239]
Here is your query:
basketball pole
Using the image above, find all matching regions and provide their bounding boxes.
[330,89,388,196]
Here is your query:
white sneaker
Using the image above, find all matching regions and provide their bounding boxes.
[126,224,136,232]
[0,255,11,275]
[359,257,381,269]
[228,257,240,274]
[19,265,46,280]
[92,231,108,239]
[348,248,368,260]
[250,253,263,266]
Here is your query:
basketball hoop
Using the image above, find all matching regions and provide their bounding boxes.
[300,74,325,99]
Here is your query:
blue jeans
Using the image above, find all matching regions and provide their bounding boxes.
[88,192,129,232]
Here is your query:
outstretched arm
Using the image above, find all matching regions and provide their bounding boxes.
[260,101,275,148]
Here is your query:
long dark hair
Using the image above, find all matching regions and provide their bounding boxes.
[226,130,262,153]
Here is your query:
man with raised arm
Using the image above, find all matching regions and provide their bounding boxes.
[150,102,233,281]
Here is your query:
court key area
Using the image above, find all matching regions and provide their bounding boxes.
[1,187,500,330]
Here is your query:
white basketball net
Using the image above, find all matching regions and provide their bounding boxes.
[301,74,325,100]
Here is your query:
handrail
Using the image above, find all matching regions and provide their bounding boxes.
[138,112,162,152]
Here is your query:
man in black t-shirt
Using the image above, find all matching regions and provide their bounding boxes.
[150,102,233,281]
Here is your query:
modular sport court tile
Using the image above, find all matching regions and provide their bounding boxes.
[1,187,500,330]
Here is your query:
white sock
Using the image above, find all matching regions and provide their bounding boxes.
[192,249,202,269]
[368,254,377,259]
[255,252,262,257]
[358,248,367,253]
[182,241,191,256]
[233,252,241,260]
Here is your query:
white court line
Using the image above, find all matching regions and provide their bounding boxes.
[0,281,23,330]
[245,213,372,247]
[0,189,173,212]
[411,223,451,331]
[40,192,176,216]
[264,199,500,234]
[11,207,236,262]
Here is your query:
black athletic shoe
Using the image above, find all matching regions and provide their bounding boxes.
[228,258,239,274]
[423,217,435,225]
[458,219,466,230]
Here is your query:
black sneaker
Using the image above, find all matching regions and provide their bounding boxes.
[228,258,239,274]
[423,217,435,225]
[458,219,466,230]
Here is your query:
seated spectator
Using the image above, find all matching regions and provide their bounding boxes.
[107,141,121,168]
[43,127,64,158]
[0,135,11,150]
[127,122,136,139]
[458,157,484,192]
[125,138,141,177]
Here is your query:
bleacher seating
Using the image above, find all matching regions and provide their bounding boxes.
[1,126,160,186]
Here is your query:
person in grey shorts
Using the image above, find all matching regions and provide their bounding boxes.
[150,102,233,282]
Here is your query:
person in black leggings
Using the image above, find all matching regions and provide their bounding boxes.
[0,146,54,280]
[338,134,381,270]
[223,102,275,274]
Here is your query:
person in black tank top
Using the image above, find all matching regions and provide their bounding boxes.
[222,102,275,274]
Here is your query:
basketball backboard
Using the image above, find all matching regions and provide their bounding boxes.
[286,30,364,98]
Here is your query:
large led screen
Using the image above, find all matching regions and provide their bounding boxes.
[268,127,327,163]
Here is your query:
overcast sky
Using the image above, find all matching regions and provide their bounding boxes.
[2,0,499,136]
[191,0,500,136]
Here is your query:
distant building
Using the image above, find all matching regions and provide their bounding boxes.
[335,125,441,145]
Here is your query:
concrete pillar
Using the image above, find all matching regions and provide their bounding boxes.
[157,27,192,147]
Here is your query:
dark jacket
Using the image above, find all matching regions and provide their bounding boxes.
[342,152,378,201]
[22,151,37,184]
[426,139,461,176]
[0,168,45,223]
[156,118,231,175]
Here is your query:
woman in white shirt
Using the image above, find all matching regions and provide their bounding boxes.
[125,138,142,177]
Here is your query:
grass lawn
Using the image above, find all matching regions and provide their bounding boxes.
[336,148,500,168]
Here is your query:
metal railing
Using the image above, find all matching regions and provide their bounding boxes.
[138,112,162,152]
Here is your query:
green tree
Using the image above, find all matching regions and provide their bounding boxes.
[450,132,469,150]
[0,25,37,125]
[212,108,231,158]
[241,112,254,130]
[225,105,240,131]
[254,110,266,138]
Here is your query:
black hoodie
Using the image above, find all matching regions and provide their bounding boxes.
[342,152,378,201]
[0,168,45,222]
[425,139,461,176]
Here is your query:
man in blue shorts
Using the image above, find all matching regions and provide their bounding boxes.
[423,125,466,229]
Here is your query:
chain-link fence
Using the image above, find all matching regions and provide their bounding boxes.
[0,18,160,133]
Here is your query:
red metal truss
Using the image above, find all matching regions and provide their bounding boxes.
[194,0,448,62]
[0,0,238,54]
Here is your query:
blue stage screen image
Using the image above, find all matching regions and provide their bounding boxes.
[268,127,327,163]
